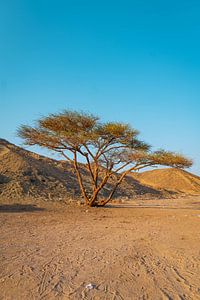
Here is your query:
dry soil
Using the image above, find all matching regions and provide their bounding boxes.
[0,196,200,300]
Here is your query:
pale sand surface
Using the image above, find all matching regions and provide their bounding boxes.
[0,196,200,300]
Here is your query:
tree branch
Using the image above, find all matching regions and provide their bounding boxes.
[114,161,133,173]
[73,151,89,205]
[60,151,74,163]
[100,162,155,206]
[89,173,111,206]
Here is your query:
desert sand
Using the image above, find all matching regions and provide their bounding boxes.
[0,196,200,300]
[132,168,200,195]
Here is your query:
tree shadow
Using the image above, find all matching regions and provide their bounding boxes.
[0,174,10,184]
[105,204,200,210]
[0,204,45,213]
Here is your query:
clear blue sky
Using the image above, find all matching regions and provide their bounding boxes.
[0,0,199,174]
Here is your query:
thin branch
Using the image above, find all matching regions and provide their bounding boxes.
[103,145,127,154]
[84,144,95,160]
[102,153,110,171]
[101,162,155,206]
[60,151,74,163]
[96,137,115,158]
[114,161,133,173]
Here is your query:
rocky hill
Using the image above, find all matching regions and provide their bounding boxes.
[0,139,78,200]
[0,139,164,202]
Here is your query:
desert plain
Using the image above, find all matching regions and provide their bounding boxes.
[0,196,200,300]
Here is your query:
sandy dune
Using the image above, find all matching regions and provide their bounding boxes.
[132,168,200,195]
[0,196,200,300]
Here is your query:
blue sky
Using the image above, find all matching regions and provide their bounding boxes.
[0,0,199,174]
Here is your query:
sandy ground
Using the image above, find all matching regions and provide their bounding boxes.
[0,196,200,300]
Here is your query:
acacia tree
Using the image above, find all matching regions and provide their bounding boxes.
[18,111,192,206]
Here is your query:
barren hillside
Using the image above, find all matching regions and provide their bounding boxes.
[0,139,164,201]
[133,168,200,195]
[0,139,78,200]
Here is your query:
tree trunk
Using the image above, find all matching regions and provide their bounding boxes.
[88,173,110,206]
[73,152,89,205]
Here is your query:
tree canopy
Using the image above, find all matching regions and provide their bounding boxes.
[18,110,193,206]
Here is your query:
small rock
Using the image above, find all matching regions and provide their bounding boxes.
[85,283,96,290]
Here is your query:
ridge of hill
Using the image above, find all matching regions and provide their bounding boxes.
[132,168,200,195]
